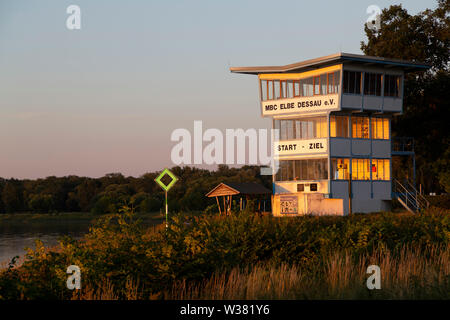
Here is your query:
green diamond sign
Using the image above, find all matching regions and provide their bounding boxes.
[155,168,178,192]
[155,168,178,229]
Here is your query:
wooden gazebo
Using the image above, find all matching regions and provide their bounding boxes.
[205,182,271,215]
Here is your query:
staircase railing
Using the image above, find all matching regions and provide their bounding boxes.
[393,179,429,213]
[403,179,430,210]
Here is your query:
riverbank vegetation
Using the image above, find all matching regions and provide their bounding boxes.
[0,206,448,300]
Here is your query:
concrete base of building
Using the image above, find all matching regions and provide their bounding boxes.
[272,193,391,216]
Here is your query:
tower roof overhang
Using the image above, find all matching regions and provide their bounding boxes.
[230,52,431,75]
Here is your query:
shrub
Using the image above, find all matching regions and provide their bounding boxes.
[0,207,448,299]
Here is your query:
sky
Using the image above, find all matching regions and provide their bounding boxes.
[0,0,438,179]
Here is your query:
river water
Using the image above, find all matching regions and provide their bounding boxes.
[0,216,163,266]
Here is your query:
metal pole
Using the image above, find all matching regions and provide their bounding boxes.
[165,190,168,229]
[348,173,352,215]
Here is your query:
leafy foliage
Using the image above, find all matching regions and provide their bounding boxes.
[0,206,448,299]
[361,1,450,193]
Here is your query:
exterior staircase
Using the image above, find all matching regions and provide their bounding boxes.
[393,179,430,213]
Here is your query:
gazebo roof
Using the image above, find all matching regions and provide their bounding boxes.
[206,182,271,197]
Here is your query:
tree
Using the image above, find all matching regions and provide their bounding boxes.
[361,1,450,193]
[28,194,55,213]
[1,180,24,213]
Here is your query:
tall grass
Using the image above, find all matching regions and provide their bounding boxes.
[165,244,449,300]
[1,207,448,300]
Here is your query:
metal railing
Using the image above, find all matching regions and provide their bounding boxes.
[392,137,414,153]
[403,179,430,210]
[393,179,429,213]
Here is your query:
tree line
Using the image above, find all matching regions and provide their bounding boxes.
[361,0,450,193]
[0,165,271,214]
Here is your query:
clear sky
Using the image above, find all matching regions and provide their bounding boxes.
[0,0,437,179]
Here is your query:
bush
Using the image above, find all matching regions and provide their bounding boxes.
[0,207,448,299]
[426,194,450,209]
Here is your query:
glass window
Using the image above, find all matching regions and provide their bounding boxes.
[260,80,267,101]
[301,77,313,96]
[330,115,349,138]
[364,73,382,96]
[286,80,293,98]
[371,117,390,140]
[275,117,327,141]
[352,158,371,180]
[293,80,301,97]
[327,73,335,94]
[276,159,328,181]
[280,80,286,99]
[383,118,389,139]
[384,75,401,97]
[274,80,281,99]
[313,76,320,95]
[332,158,350,180]
[261,71,341,101]
[352,116,370,139]
[384,159,390,180]
[320,74,327,95]
[267,80,274,100]
[334,71,340,93]
[371,159,391,180]
[343,71,361,94]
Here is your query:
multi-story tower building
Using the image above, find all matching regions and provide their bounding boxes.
[231,53,429,215]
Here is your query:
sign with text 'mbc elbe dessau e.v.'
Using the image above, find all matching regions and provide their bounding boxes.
[261,94,339,117]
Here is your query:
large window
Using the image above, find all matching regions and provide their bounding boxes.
[371,117,390,140]
[364,73,382,96]
[384,75,401,97]
[352,116,370,139]
[352,158,371,180]
[343,71,362,94]
[276,159,328,181]
[274,117,327,140]
[331,158,391,181]
[372,159,390,180]
[260,70,340,101]
[331,158,350,180]
[330,115,350,138]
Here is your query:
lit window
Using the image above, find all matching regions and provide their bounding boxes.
[352,116,370,139]
[352,158,371,180]
[371,117,390,140]
[371,159,391,180]
[332,158,350,180]
[330,115,349,138]
[261,70,341,101]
